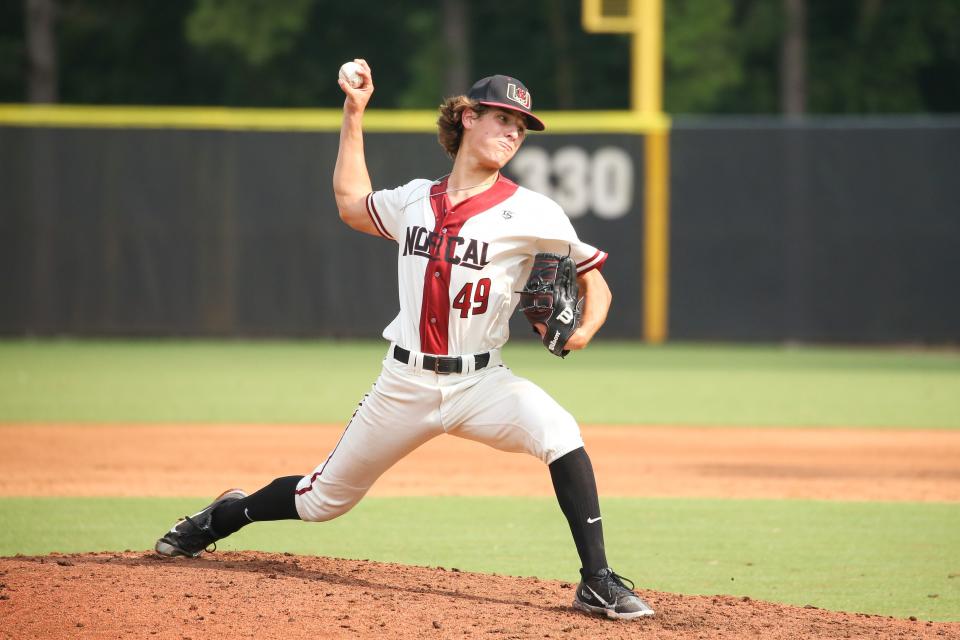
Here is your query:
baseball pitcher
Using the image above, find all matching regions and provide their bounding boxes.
[154,59,654,620]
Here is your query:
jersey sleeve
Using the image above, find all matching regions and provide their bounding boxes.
[365,179,430,242]
[537,208,609,275]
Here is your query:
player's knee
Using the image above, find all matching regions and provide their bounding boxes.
[294,478,365,522]
[296,495,358,522]
[542,420,585,465]
[544,439,584,465]
[299,505,352,523]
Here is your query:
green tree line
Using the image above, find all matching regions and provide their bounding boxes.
[1,0,958,113]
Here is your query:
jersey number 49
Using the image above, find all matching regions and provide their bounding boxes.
[452,278,491,318]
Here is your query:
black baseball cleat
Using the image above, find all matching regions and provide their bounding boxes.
[572,567,655,620]
[154,488,247,558]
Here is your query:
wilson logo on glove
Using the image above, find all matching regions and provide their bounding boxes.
[556,307,575,325]
[518,252,582,358]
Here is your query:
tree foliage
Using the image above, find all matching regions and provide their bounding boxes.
[185,0,312,67]
[663,0,742,113]
[807,0,960,113]
[1,0,958,113]
[395,8,445,109]
[0,2,26,102]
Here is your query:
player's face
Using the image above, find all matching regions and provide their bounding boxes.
[463,108,527,170]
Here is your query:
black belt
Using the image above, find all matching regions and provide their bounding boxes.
[393,346,490,374]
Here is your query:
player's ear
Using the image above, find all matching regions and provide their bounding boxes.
[462,108,478,129]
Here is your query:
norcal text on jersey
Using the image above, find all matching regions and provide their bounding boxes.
[403,225,491,270]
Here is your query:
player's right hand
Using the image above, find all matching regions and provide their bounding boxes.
[339,58,374,114]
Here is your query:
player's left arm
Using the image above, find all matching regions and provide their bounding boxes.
[566,268,612,350]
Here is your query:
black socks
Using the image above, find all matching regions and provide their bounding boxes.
[209,451,609,578]
[549,447,608,577]
[210,475,302,538]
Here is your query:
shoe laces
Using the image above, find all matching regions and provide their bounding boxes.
[610,571,635,590]
[180,514,218,552]
[596,569,636,598]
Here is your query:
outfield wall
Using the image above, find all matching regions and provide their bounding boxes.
[671,118,960,343]
[1,114,957,342]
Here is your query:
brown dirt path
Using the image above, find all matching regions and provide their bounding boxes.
[3,423,959,639]
[1,423,958,501]
[1,552,957,640]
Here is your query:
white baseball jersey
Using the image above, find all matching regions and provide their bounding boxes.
[295,173,608,522]
[365,174,607,356]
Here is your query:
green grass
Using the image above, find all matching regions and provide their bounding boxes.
[2,340,957,621]
[1,496,958,621]
[1,339,958,427]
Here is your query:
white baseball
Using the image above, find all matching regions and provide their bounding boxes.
[339,61,363,89]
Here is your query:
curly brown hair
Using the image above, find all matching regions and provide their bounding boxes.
[436,96,489,160]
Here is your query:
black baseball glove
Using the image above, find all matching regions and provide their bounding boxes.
[518,252,582,358]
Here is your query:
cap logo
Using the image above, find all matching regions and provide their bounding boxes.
[506,83,531,109]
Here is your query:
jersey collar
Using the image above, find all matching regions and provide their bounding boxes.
[430,173,519,227]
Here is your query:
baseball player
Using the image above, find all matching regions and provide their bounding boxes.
[155,59,654,620]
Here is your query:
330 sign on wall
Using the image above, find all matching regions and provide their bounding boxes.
[510,146,634,219]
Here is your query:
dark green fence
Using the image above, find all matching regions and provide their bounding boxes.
[1,117,957,342]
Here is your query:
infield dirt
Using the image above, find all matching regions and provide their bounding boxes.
[3,424,959,501]
[2,424,959,639]
[1,551,957,640]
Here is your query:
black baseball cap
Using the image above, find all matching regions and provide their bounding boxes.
[467,75,545,131]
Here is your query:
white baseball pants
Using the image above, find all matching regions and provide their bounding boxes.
[294,344,584,522]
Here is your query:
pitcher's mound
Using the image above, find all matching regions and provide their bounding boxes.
[0,552,954,639]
